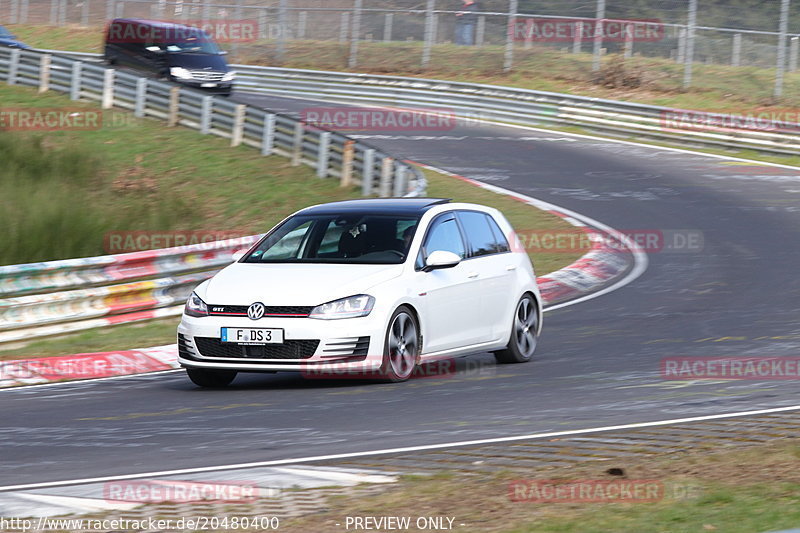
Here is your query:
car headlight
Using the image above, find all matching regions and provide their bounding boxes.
[170,67,193,80]
[185,292,209,317]
[221,70,236,81]
[309,295,374,320]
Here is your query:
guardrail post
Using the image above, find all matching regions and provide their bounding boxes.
[69,61,82,99]
[291,122,304,166]
[258,8,267,40]
[59,0,66,24]
[683,0,697,89]
[383,13,393,42]
[199,95,212,134]
[134,78,147,118]
[50,0,58,25]
[20,0,29,23]
[573,21,583,53]
[115,0,124,18]
[731,33,742,66]
[81,0,89,26]
[339,12,350,43]
[298,11,308,39]
[379,157,393,197]
[340,140,355,186]
[348,0,363,68]
[393,166,407,197]
[676,27,686,64]
[790,36,799,72]
[38,54,51,93]
[422,0,434,68]
[476,15,485,47]
[102,69,115,109]
[106,0,115,22]
[317,132,331,178]
[167,86,179,126]
[504,0,518,73]
[361,148,375,196]
[261,113,276,155]
[591,0,605,72]
[7,49,20,85]
[231,104,246,147]
[623,23,634,59]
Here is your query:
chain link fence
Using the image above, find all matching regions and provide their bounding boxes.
[2,0,799,98]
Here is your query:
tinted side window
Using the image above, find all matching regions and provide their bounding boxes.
[486,216,510,253]
[422,215,466,260]
[457,211,498,257]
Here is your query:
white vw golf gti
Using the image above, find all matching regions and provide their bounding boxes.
[178,198,542,386]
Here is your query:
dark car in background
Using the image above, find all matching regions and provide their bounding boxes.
[104,19,234,96]
[0,25,29,49]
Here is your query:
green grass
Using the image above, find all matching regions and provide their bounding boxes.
[0,83,363,264]
[275,441,800,533]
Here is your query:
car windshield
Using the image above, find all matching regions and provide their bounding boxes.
[151,32,220,54]
[244,214,420,265]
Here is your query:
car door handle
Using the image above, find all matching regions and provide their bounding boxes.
[506,265,517,271]
[467,272,479,279]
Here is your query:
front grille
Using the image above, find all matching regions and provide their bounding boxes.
[190,70,225,81]
[208,305,314,318]
[194,337,319,360]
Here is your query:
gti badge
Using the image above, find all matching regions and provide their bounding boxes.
[247,302,266,320]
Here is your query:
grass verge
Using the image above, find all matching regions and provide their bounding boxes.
[0,83,362,264]
[274,439,800,533]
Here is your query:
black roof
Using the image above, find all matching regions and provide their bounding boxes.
[299,198,450,216]
[111,18,206,31]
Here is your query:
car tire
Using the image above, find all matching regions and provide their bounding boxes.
[186,368,237,388]
[380,306,420,382]
[494,294,539,364]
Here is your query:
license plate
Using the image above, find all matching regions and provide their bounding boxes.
[221,328,284,344]
[201,83,217,87]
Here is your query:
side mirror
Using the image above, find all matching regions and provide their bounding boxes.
[231,249,247,262]
[423,250,461,272]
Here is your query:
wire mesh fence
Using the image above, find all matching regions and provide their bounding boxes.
[2,0,799,99]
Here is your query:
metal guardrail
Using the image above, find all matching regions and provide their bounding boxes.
[229,65,800,156]
[36,50,800,155]
[0,48,425,343]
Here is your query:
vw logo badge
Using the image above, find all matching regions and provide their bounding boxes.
[247,302,266,320]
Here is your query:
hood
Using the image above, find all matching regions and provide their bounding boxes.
[165,52,229,71]
[0,39,29,49]
[199,263,404,306]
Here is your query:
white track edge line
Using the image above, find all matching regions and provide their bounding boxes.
[4,404,800,492]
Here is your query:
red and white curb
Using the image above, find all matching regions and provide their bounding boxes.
[0,165,646,389]
[0,345,179,388]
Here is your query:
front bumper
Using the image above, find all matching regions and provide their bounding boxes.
[173,78,233,94]
[177,314,386,374]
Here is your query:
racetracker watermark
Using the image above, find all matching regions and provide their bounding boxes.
[662,357,800,380]
[508,479,699,503]
[107,19,256,43]
[300,107,458,132]
[0,109,142,131]
[511,229,704,254]
[511,18,664,43]
[661,110,800,134]
[103,231,252,253]
[300,355,496,380]
[103,480,265,504]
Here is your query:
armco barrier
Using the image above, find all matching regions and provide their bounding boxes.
[37,49,800,155]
